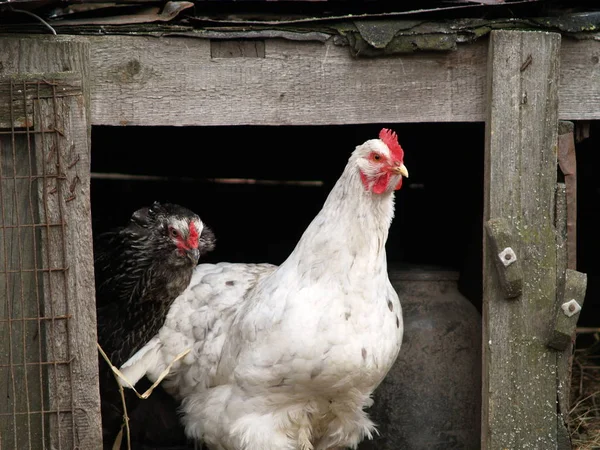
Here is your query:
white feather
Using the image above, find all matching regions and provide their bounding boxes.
[118,336,161,387]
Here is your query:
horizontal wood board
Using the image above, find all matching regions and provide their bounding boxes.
[86,35,600,126]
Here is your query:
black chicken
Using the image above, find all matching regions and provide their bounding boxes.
[94,202,215,449]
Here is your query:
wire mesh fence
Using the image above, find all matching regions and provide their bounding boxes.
[0,77,92,450]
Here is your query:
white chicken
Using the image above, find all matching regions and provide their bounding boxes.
[120,129,409,450]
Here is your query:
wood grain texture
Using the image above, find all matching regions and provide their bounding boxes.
[483,30,560,449]
[88,35,488,125]
[554,183,572,450]
[559,38,600,121]
[210,39,266,58]
[0,36,91,117]
[33,72,102,450]
[84,35,600,126]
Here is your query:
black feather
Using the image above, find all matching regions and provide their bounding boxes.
[95,202,215,449]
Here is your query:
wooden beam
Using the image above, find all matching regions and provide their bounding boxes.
[88,35,488,126]
[483,30,561,449]
[82,35,600,126]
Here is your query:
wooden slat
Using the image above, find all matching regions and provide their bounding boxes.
[84,35,600,126]
[33,74,101,450]
[88,35,488,125]
[559,39,600,121]
[555,183,573,449]
[483,30,560,449]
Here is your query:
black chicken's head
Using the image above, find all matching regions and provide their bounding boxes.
[128,201,215,268]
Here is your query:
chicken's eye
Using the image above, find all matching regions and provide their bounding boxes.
[372,153,381,161]
[168,226,180,238]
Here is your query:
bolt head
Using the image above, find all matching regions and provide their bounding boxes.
[561,299,581,317]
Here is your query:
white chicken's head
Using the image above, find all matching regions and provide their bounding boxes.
[354,128,409,195]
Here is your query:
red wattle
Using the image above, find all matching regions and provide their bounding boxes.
[360,171,394,194]
[373,174,390,194]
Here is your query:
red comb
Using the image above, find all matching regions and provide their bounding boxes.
[379,128,404,162]
[187,221,199,248]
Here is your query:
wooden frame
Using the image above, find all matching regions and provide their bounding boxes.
[84,35,600,126]
[0,29,594,449]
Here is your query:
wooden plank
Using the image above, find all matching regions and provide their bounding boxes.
[83,35,600,126]
[559,39,600,121]
[483,30,560,449]
[33,73,101,450]
[88,35,488,125]
[0,37,101,449]
[555,184,570,437]
[210,39,266,58]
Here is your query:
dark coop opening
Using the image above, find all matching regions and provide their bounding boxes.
[90,123,485,301]
[90,123,486,449]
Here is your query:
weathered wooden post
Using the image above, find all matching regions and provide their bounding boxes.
[484,29,564,449]
[484,29,588,449]
[0,37,101,449]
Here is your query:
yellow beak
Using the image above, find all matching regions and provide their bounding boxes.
[394,163,409,178]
